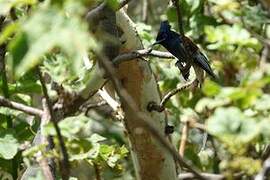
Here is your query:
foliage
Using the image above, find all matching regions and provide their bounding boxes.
[0,0,270,179]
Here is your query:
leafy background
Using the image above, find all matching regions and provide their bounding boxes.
[0,0,270,179]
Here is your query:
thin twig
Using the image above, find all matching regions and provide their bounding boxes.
[98,89,124,120]
[172,0,184,36]
[96,53,206,180]
[147,79,198,112]
[0,45,13,128]
[37,152,54,180]
[94,163,101,180]
[142,0,148,22]
[0,96,44,117]
[179,120,189,157]
[262,145,270,161]
[255,157,270,180]
[171,0,196,83]
[209,136,220,173]
[0,17,13,128]
[85,101,107,109]
[118,0,132,10]
[178,173,224,180]
[260,46,269,69]
[37,68,70,180]
[189,122,206,131]
[113,49,174,65]
[84,101,107,115]
[0,42,18,179]
[40,99,56,179]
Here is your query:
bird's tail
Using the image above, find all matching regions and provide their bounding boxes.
[194,52,218,79]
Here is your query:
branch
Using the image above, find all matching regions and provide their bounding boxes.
[189,121,206,131]
[37,152,54,180]
[179,120,189,157]
[98,89,124,120]
[142,0,148,22]
[113,49,174,65]
[96,52,206,180]
[262,145,270,161]
[172,0,184,36]
[0,96,44,117]
[255,157,270,180]
[178,173,224,180]
[94,163,101,180]
[260,46,269,69]
[0,43,13,129]
[84,101,107,109]
[118,0,131,10]
[147,79,198,112]
[37,69,70,180]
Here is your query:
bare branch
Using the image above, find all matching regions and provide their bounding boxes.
[147,79,198,112]
[38,68,70,180]
[255,157,270,180]
[98,89,124,120]
[84,101,107,109]
[142,0,148,22]
[0,96,44,117]
[113,49,174,65]
[37,152,55,180]
[260,46,269,69]
[118,0,132,10]
[96,52,206,180]
[172,0,184,36]
[179,120,189,157]
[262,145,270,161]
[94,163,101,180]
[178,173,224,180]
[189,122,206,131]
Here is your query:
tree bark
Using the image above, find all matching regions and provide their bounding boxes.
[115,10,177,180]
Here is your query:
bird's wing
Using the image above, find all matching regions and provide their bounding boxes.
[182,36,199,54]
[193,51,217,79]
[182,36,217,79]
[164,32,188,62]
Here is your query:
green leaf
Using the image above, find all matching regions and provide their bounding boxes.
[206,107,258,146]
[0,130,19,159]
[0,0,37,15]
[88,134,106,144]
[44,114,92,139]
[204,24,262,51]
[0,170,12,180]
[105,0,120,10]
[195,98,230,113]
[0,22,20,45]
[254,94,270,111]
[9,8,96,78]
[202,79,221,96]
[107,154,120,168]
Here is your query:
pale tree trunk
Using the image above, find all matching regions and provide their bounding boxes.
[22,4,179,180]
[115,10,178,180]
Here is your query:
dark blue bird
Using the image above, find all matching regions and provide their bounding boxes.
[152,20,217,83]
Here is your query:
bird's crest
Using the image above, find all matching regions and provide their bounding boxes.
[159,20,171,33]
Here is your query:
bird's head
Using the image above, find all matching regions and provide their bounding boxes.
[152,20,171,46]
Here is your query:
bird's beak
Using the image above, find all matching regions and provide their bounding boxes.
[151,38,165,47]
[147,38,166,53]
